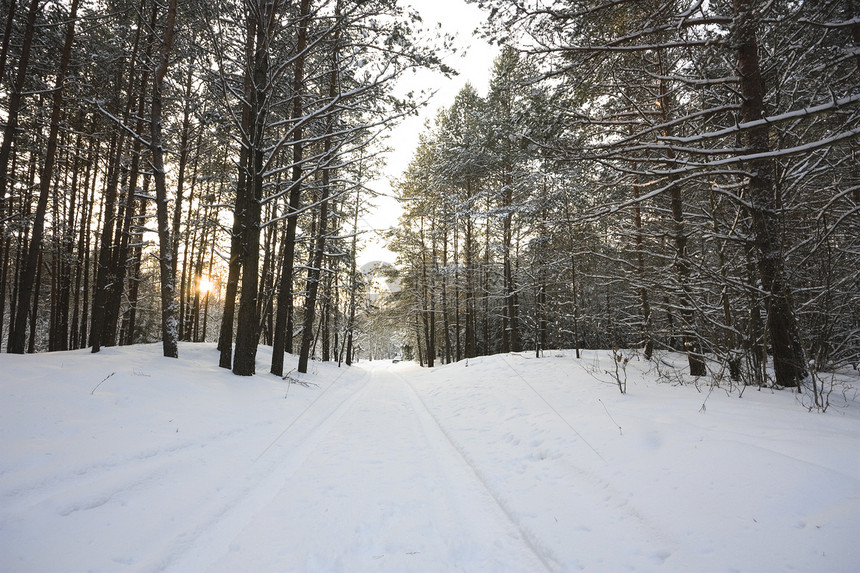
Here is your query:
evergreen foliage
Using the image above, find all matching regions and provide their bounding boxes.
[388,0,860,387]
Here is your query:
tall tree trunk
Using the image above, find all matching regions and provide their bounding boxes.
[482,191,491,354]
[27,251,43,353]
[734,0,807,388]
[502,174,521,353]
[710,192,741,380]
[418,217,435,367]
[89,128,121,351]
[256,204,276,345]
[657,49,706,377]
[201,224,216,342]
[91,2,149,351]
[218,8,257,369]
[149,0,179,358]
[56,128,86,351]
[631,165,653,359]
[297,194,329,373]
[463,178,477,359]
[234,0,281,376]
[571,254,581,359]
[0,0,38,231]
[271,0,311,375]
[344,179,360,366]
[217,168,248,366]
[452,218,462,362]
[441,229,452,363]
[8,157,35,344]
[320,271,332,362]
[78,142,100,349]
[298,14,338,373]
[120,182,148,346]
[106,52,151,346]
[8,0,81,354]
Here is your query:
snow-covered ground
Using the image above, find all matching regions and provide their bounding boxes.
[1,343,858,572]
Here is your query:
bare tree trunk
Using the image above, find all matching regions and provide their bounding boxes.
[441,229,452,363]
[320,281,330,362]
[52,127,84,351]
[463,178,477,358]
[27,251,43,353]
[452,218,462,362]
[8,0,80,354]
[234,0,282,376]
[502,177,521,353]
[219,7,256,369]
[299,16,339,373]
[217,164,247,366]
[201,225,216,342]
[631,167,653,359]
[297,195,329,372]
[710,191,741,380]
[120,183,148,346]
[0,0,38,230]
[106,34,151,346]
[149,0,179,358]
[92,1,149,351]
[271,0,311,375]
[419,218,435,367]
[78,143,100,349]
[734,0,807,388]
[8,157,35,344]
[171,63,196,293]
[344,179,360,366]
[657,49,706,377]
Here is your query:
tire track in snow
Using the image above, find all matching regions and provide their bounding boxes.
[410,357,682,570]
[0,422,271,516]
[394,369,559,572]
[157,367,374,572]
[200,363,555,572]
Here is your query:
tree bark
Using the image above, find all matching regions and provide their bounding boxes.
[271,0,311,375]
[91,1,150,352]
[0,0,38,228]
[234,0,282,376]
[299,22,339,373]
[8,0,80,354]
[297,189,330,373]
[734,0,807,388]
[149,0,179,358]
[344,180,361,366]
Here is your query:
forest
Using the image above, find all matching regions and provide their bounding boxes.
[386,0,860,389]
[0,0,452,374]
[1,0,859,389]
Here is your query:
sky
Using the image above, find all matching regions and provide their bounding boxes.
[357,0,498,265]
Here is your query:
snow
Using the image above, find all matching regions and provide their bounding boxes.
[2,344,859,572]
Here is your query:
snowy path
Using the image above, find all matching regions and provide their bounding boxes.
[197,362,551,572]
[2,353,549,572]
[3,344,858,572]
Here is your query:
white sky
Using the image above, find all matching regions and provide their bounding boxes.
[357,0,498,265]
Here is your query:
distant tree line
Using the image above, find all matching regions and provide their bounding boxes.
[0,0,450,374]
[389,1,860,388]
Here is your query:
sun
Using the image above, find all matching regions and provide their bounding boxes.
[198,277,214,294]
